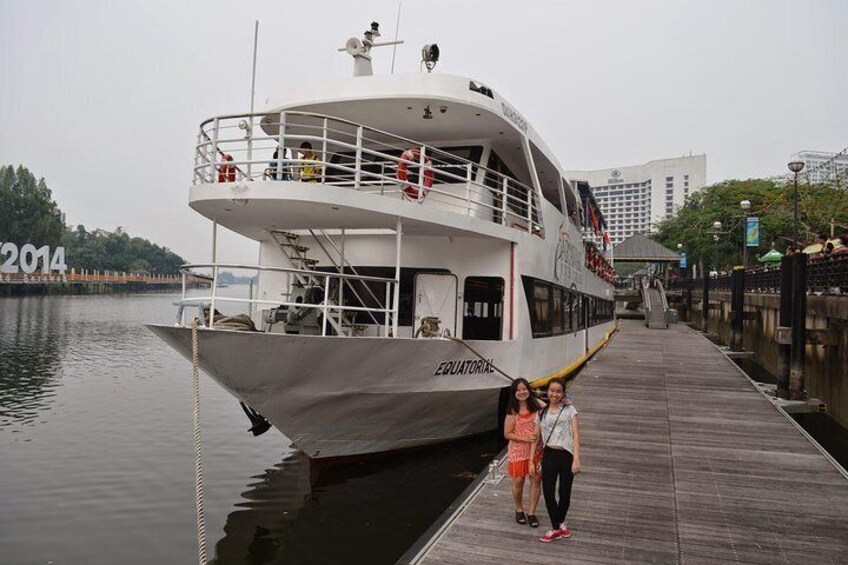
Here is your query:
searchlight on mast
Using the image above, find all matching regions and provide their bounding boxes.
[338,22,404,77]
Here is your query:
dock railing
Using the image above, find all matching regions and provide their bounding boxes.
[192,110,544,235]
[663,254,848,295]
[177,262,399,337]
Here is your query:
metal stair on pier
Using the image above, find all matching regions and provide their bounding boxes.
[643,280,670,329]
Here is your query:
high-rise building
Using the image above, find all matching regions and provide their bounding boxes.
[566,154,707,244]
[795,150,848,187]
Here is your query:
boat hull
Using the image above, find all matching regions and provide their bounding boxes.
[148,325,517,459]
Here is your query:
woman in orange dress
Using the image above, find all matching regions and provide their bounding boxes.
[504,378,543,528]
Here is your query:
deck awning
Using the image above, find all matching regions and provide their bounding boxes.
[613,234,680,262]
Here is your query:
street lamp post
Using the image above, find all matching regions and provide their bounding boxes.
[787,160,805,250]
[712,221,722,271]
[740,200,751,268]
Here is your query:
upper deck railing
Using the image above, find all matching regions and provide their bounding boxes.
[193,111,544,235]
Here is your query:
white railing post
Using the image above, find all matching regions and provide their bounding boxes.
[210,265,218,329]
[526,186,533,232]
[211,117,220,182]
[277,111,287,179]
[501,177,509,225]
[181,272,187,325]
[384,282,391,337]
[393,217,402,337]
[321,118,328,183]
[322,279,330,336]
[194,131,202,184]
[339,229,345,333]
[418,146,426,204]
[355,126,363,189]
[246,115,253,179]
[380,162,386,195]
[465,162,472,216]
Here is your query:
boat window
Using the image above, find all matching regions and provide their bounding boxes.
[522,276,614,338]
[317,266,449,326]
[462,277,504,340]
[468,80,494,99]
[521,276,551,337]
[561,179,579,218]
[552,288,565,335]
[485,151,525,223]
[326,146,481,186]
[327,149,403,186]
[529,141,562,214]
[431,146,483,184]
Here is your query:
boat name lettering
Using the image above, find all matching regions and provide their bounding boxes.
[434,359,495,376]
[500,103,528,133]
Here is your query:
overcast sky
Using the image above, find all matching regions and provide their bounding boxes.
[2,0,845,262]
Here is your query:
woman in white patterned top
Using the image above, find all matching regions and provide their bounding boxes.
[530,377,580,543]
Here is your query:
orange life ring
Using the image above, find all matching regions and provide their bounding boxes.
[218,154,236,183]
[397,148,433,200]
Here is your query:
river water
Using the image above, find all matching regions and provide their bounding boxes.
[0,288,499,564]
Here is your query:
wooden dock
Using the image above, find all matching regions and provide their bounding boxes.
[402,320,848,564]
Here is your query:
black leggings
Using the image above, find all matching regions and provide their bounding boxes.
[541,447,574,528]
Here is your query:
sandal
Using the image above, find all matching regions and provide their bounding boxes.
[528,514,540,528]
[515,511,527,524]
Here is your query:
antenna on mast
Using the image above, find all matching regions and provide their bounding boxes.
[250,20,259,114]
[338,22,404,77]
[391,3,402,74]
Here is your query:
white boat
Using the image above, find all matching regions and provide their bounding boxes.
[148,23,616,460]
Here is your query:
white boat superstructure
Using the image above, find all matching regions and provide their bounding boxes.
[149,24,616,459]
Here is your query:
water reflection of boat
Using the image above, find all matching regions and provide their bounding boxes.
[210,452,313,564]
[210,433,498,564]
[149,22,616,459]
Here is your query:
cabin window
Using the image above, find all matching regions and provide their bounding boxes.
[318,266,449,326]
[462,277,504,340]
[532,282,551,337]
[432,146,483,184]
[469,81,494,98]
[522,276,614,338]
[552,288,565,335]
[327,146,481,187]
[485,151,526,223]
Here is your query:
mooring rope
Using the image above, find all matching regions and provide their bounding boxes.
[190,321,208,565]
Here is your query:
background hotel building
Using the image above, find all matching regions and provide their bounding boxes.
[795,150,848,187]
[566,154,707,244]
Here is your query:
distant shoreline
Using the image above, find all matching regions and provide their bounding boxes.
[0,281,206,297]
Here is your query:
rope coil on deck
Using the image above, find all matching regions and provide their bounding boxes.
[190,321,208,565]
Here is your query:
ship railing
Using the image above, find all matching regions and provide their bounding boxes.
[193,111,543,235]
[177,262,399,337]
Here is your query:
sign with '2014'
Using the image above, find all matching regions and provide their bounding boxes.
[0,242,68,274]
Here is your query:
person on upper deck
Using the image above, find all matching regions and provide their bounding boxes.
[569,210,579,227]
[295,142,322,182]
[265,148,291,181]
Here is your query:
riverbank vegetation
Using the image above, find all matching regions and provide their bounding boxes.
[654,178,848,269]
[1,165,186,274]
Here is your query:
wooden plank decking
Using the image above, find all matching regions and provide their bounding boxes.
[407,320,848,564]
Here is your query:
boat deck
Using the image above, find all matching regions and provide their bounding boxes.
[402,319,848,564]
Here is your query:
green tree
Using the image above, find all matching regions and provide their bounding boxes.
[0,165,65,247]
[654,178,848,270]
[1,164,187,274]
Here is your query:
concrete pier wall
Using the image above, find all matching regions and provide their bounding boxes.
[676,291,848,429]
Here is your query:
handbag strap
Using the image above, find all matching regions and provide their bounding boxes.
[543,405,565,446]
